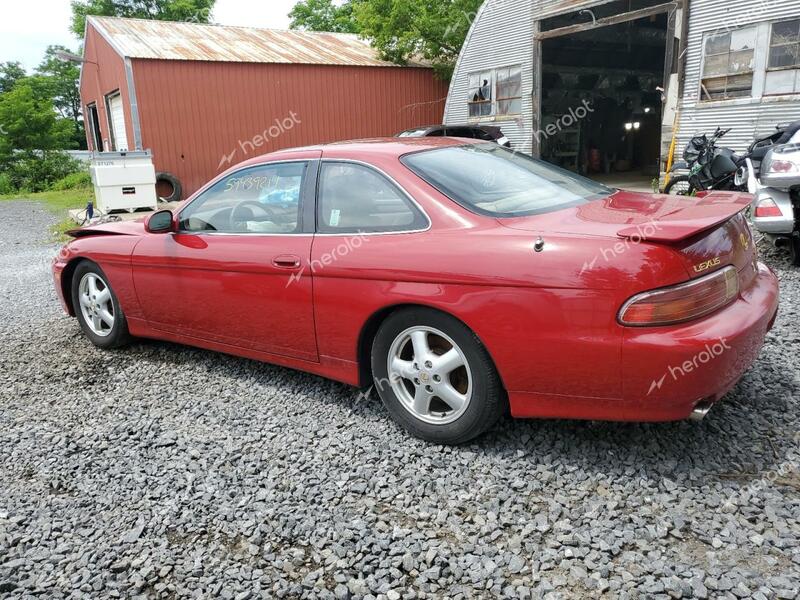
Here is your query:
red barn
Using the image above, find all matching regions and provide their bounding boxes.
[79,16,448,199]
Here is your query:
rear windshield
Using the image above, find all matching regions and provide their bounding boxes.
[401,144,611,217]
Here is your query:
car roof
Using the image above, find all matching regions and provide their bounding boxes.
[238,137,482,168]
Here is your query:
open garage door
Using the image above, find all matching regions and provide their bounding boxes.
[533,0,684,191]
[107,92,129,152]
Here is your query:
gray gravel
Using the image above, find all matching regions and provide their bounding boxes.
[0,199,798,599]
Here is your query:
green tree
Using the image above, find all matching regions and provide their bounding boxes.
[353,0,483,79]
[0,81,78,191]
[288,0,482,80]
[71,0,216,36]
[289,0,360,33]
[36,46,86,149]
[0,82,72,156]
[0,62,26,94]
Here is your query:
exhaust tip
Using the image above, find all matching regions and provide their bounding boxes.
[689,401,714,422]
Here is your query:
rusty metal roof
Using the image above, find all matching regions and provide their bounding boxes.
[88,16,425,67]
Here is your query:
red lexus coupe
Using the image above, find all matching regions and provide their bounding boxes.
[53,139,779,444]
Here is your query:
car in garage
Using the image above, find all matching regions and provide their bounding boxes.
[53,138,779,444]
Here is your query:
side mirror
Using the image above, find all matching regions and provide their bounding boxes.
[146,210,175,234]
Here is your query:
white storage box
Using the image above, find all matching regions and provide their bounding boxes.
[90,151,158,213]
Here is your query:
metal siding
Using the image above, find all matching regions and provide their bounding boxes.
[449,0,800,160]
[132,60,448,197]
[677,0,800,154]
[445,0,535,152]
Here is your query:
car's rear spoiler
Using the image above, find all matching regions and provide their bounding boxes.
[616,191,752,244]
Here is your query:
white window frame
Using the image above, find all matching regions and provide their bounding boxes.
[764,17,800,96]
[467,64,523,119]
[698,26,758,102]
[697,18,800,105]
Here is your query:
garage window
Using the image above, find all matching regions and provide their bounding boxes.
[468,66,523,118]
[317,163,428,234]
[700,26,757,101]
[496,67,522,115]
[468,71,493,117]
[765,18,800,95]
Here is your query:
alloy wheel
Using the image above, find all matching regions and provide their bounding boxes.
[387,326,473,425]
[78,273,115,337]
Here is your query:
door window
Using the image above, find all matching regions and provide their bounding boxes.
[317,163,428,234]
[179,162,308,233]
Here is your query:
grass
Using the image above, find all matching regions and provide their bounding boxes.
[0,186,94,241]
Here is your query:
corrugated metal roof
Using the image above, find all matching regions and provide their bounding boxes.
[88,16,424,67]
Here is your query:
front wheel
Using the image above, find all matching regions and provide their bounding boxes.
[371,307,505,444]
[71,261,131,349]
[664,175,696,196]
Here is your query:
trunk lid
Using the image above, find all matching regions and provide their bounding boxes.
[499,189,756,276]
[499,189,753,242]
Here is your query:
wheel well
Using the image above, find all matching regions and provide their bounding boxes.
[60,258,91,316]
[356,303,505,391]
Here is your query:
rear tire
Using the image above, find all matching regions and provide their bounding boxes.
[791,236,800,267]
[664,175,696,196]
[371,307,504,444]
[71,261,131,349]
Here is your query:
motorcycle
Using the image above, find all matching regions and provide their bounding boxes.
[664,121,800,196]
[748,143,800,266]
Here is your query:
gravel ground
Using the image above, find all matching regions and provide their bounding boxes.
[0,200,798,600]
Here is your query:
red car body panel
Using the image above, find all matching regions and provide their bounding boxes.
[53,138,779,422]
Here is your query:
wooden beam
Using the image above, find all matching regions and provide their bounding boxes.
[535,2,677,41]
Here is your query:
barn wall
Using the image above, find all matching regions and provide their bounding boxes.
[130,60,449,197]
[80,25,133,152]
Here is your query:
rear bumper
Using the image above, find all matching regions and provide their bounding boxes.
[618,261,778,420]
[508,262,779,421]
[752,188,794,235]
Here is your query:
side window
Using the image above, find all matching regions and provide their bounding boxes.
[318,163,428,234]
[446,127,477,139]
[700,27,757,101]
[179,162,307,233]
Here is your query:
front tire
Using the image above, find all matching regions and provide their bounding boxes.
[71,261,131,349]
[371,307,504,444]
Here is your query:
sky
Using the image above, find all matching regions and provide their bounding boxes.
[0,0,298,71]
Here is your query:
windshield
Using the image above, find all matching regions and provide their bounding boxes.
[401,144,612,217]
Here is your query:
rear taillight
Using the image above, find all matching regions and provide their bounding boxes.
[619,266,739,326]
[754,198,783,218]
[768,159,798,174]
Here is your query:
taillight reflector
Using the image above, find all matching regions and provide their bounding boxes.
[619,266,739,326]
[754,198,783,218]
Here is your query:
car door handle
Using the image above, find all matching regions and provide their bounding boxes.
[272,255,301,269]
